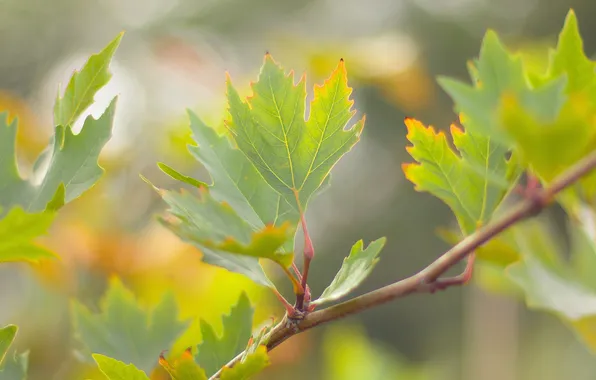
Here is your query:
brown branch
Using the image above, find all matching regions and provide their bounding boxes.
[209,150,596,380]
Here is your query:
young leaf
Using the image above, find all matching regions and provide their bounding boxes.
[160,349,207,380]
[402,118,510,235]
[219,346,269,380]
[0,207,56,263]
[197,293,253,377]
[0,99,117,212]
[54,32,123,128]
[0,325,17,367]
[158,162,207,188]
[187,112,298,231]
[226,55,364,212]
[150,183,293,288]
[71,278,187,374]
[93,354,150,380]
[313,237,386,306]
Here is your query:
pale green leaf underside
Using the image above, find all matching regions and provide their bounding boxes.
[150,180,294,287]
[0,33,121,213]
[93,354,150,380]
[313,237,386,306]
[197,293,254,377]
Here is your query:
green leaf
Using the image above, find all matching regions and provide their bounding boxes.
[93,354,149,380]
[219,346,269,380]
[71,278,187,374]
[0,325,17,367]
[0,208,56,263]
[0,350,29,380]
[438,31,531,143]
[0,99,117,212]
[0,32,121,213]
[226,55,364,212]
[402,118,511,235]
[159,349,207,380]
[187,111,298,231]
[158,162,207,188]
[313,237,386,306]
[54,32,123,128]
[197,293,253,377]
[149,182,293,288]
[500,11,596,181]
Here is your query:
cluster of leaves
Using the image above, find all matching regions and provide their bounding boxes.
[0,32,123,377]
[130,54,387,378]
[403,10,596,352]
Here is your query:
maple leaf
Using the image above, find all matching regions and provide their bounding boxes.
[185,111,299,231]
[226,55,364,213]
[500,10,596,181]
[219,346,269,380]
[313,237,386,306]
[0,207,56,263]
[196,293,254,377]
[149,181,293,288]
[71,278,187,374]
[402,118,512,235]
[159,349,207,380]
[93,354,150,380]
[0,33,121,213]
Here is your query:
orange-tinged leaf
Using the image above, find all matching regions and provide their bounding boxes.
[226,54,363,213]
[403,118,512,235]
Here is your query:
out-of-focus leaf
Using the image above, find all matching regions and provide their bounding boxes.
[502,11,596,181]
[93,354,149,380]
[436,227,519,267]
[226,55,363,212]
[54,33,123,127]
[438,31,534,144]
[148,182,293,288]
[313,237,386,306]
[0,325,17,367]
[322,324,430,380]
[72,278,187,374]
[197,293,253,377]
[187,112,298,231]
[508,257,596,351]
[0,350,28,380]
[158,162,207,188]
[403,118,510,234]
[0,207,56,263]
[0,99,117,212]
[159,349,207,380]
[0,33,121,213]
[219,346,269,380]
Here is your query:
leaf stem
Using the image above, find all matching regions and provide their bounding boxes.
[280,265,304,295]
[210,149,596,379]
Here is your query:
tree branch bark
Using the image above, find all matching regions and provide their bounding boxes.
[209,150,596,380]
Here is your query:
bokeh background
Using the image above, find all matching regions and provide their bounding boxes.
[2,0,596,379]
